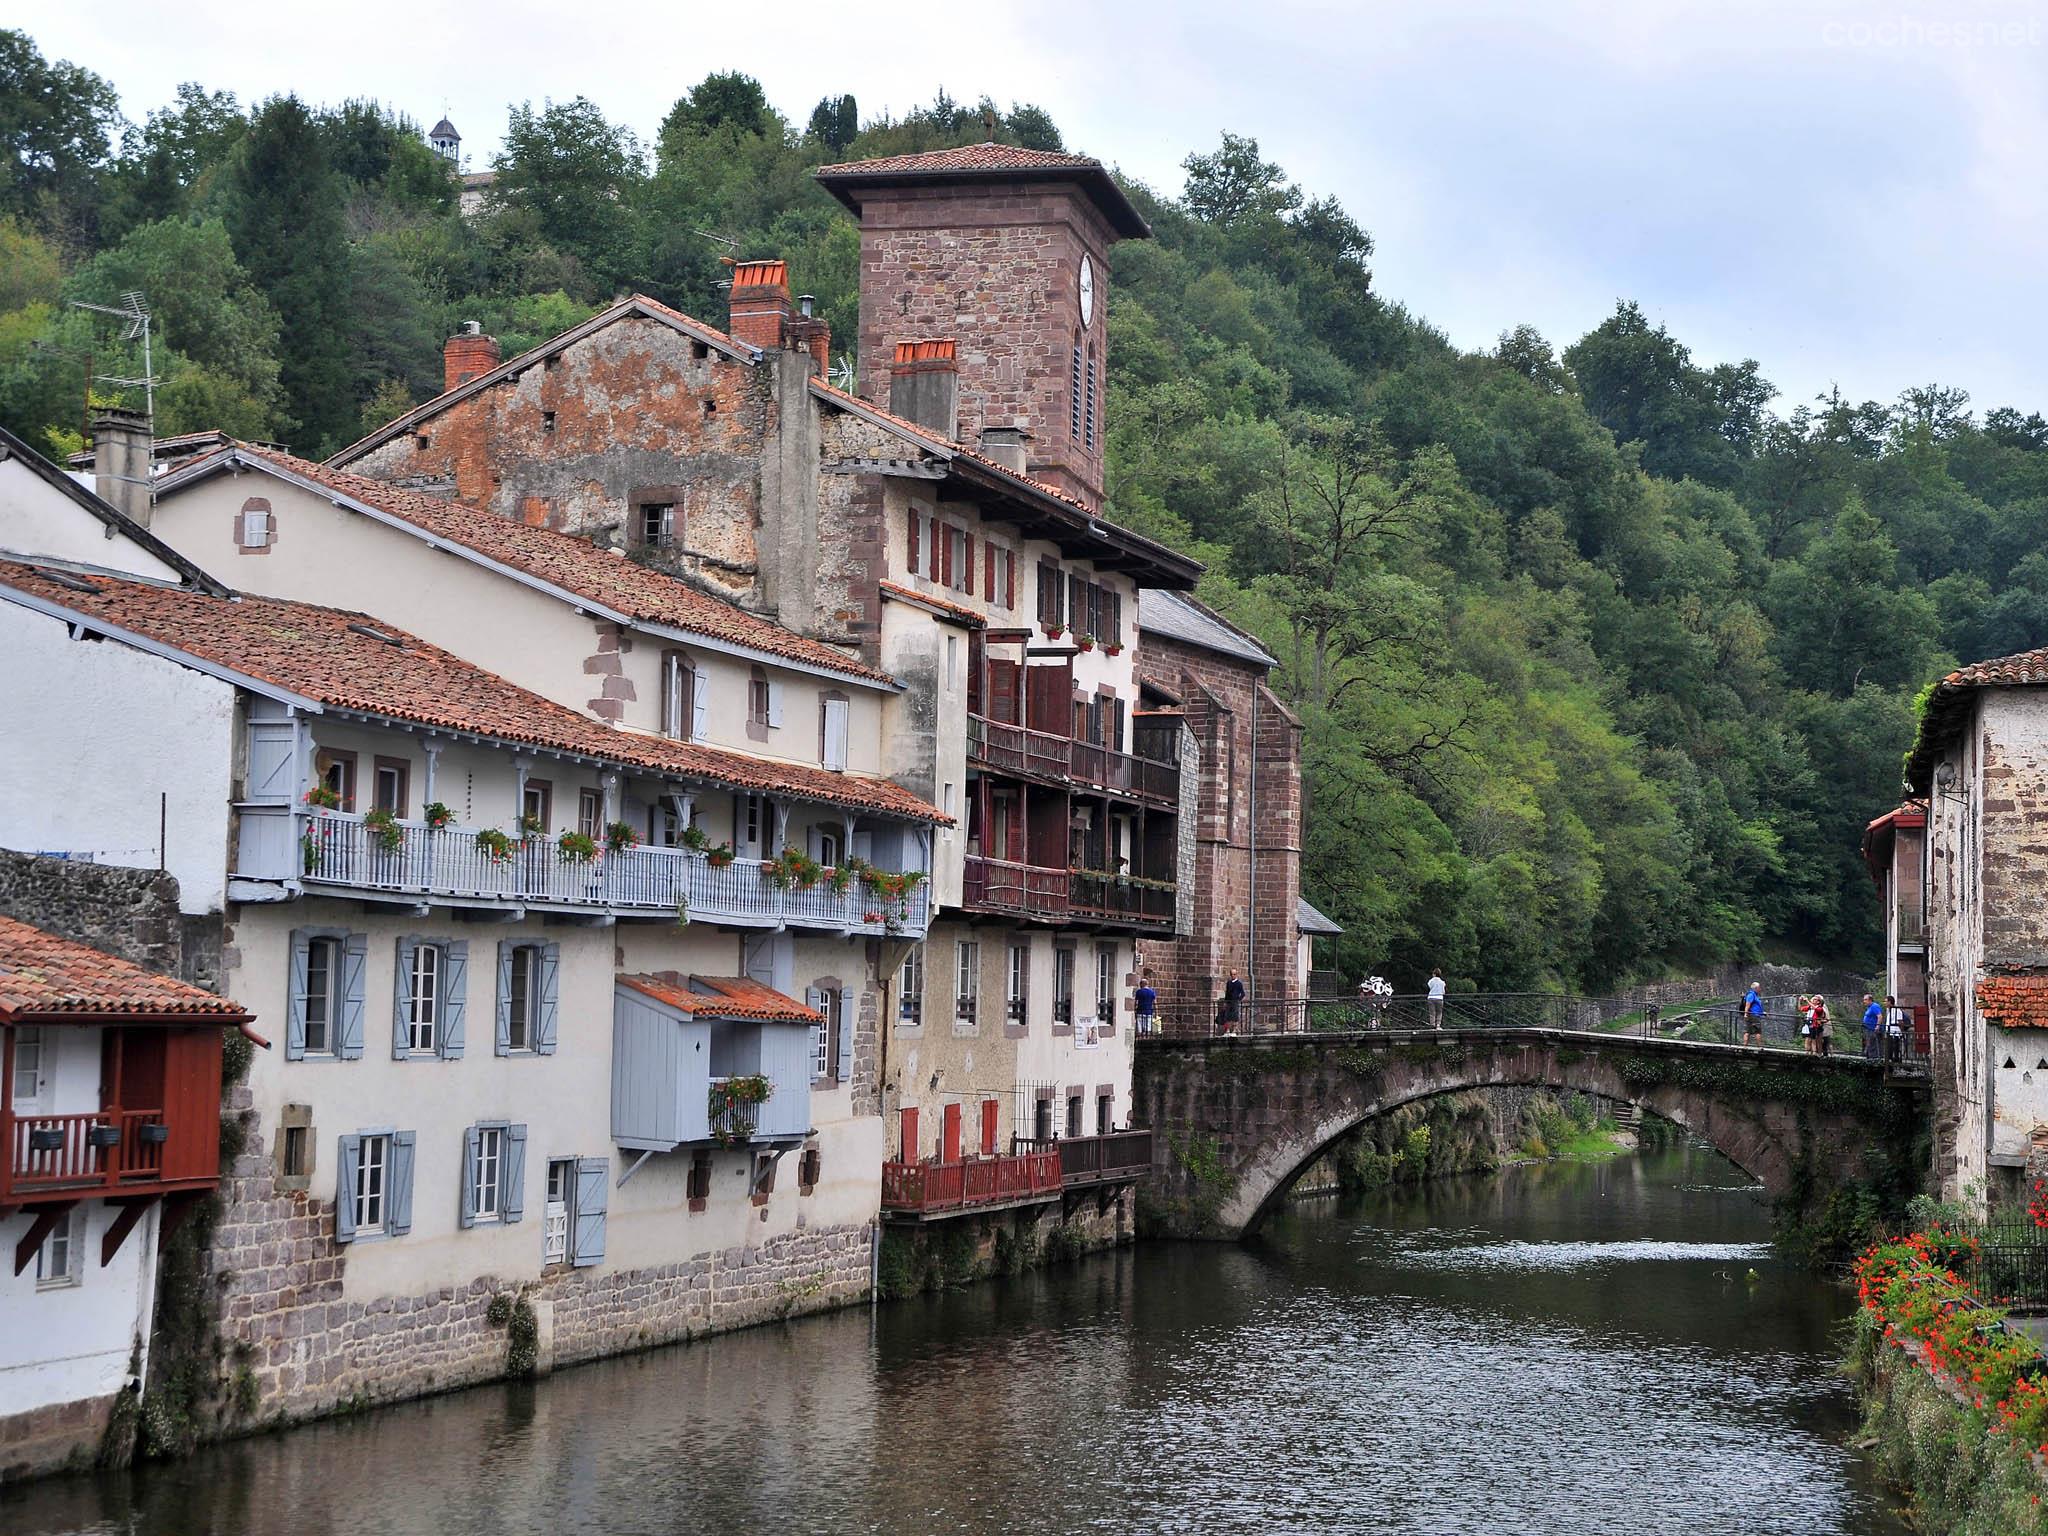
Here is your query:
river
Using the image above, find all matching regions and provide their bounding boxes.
[3,1139,1906,1536]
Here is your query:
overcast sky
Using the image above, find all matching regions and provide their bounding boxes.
[19,0,2045,416]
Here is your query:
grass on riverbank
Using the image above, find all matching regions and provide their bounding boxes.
[1519,1092,1632,1162]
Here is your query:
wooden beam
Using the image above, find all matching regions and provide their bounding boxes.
[14,1201,78,1275]
[101,1195,160,1268]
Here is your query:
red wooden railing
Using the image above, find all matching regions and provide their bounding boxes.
[967,714,1177,805]
[963,856,1071,919]
[4,1109,166,1198]
[880,1149,1063,1214]
[1010,1130,1156,1187]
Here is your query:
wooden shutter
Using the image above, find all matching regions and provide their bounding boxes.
[963,533,975,595]
[900,1107,919,1161]
[940,524,953,587]
[286,930,310,1060]
[822,698,849,770]
[572,1156,608,1266]
[927,516,940,580]
[984,543,995,599]
[980,1099,999,1155]
[766,681,784,729]
[907,511,920,574]
[691,665,709,741]
[1069,573,1085,635]
[942,1103,961,1162]
[494,942,513,1055]
[392,937,417,1059]
[338,934,367,1059]
[389,1130,416,1235]
[835,989,853,1083]
[246,722,294,803]
[535,943,560,1055]
[502,1124,527,1223]
[334,1133,360,1241]
[459,1124,480,1229]
[1005,551,1015,609]
[1038,559,1060,626]
[442,941,467,1059]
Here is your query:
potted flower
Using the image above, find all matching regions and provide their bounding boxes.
[680,824,710,852]
[766,845,825,891]
[1104,639,1125,657]
[27,1125,64,1152]
[705,842,736,869]
[363,806,402,853]
[1044,621,1065,640]
[557,830,599,864]
[862,910,882,924]
[474,827,517,864]
[303,785,341,811]
[1075,633,1096,653]
[422,801,453,830]
[605,819,639,855]
[139,1121,170,1144]
[299,821,332,875]
[709,1074,772,1148]
[516,812,547,841]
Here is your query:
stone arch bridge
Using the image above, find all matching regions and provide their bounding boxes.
[1132,1029,1929,1238]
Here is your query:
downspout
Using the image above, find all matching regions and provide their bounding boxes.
[1247,684,1259,1001]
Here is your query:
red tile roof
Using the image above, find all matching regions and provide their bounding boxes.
[1979,972,2048,1031]
[171,445,893,687]
[0,562,947,824]
[618,973,820,1023]
[0,914,251,1023]
[1907,646,2048,789]
[815,142,1150,239]
[879,580,986,627]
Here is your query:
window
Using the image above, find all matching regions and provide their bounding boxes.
[521,779,551,832]
[372,757,408,817]
[661,652,695,740]
[1053,948,1075,1025]
[809,988,842,1079]
[748,669,778,730]
[1066,1094,1084,1138]
[820,696,849,770]
[1070,340,1084,441]
[686,1151,713,1212]
[301,936,339,1055]
[943,781,956,818]
[997,547,1016,609]
[461,1122,525,1228]
[1007,944,1029,1023]
[336,1128,413,1241]
[11,1024,44,1106]
[947,525,969,592]
[35,1211,79,1289]
[545,1158,576,1261]
[799,1147,822,1193]
[542,409,557,434]
[640,502,675,548]
[1085,347,1098,451]
[237,498,273,550]
[1037,558,1063,630]
[355,1134,387,1232]
[317,751,356,811]
[578,788,603,841]
[946,634,959,682]
[1096,944,1118,1023]
[955,941,980,1024]
[751,1152,777,1203]
[816,826,843,869]
[474,1126,501,1221]
[281,1124,311,1181]
[650,798,683,847]
[497,942,557,1055]
[736,793,765,857]
[407,942,439,1054]
[1098,1091,1114,1136]
[899,946,924,1025]
[507,947,532,1051]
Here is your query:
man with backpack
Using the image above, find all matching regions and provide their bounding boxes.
[1742,983,1765,1047]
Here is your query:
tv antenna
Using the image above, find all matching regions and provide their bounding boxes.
[69,291,157,426]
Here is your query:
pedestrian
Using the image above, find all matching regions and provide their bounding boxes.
[1427,968,1447,1029]
[1884,994,1906,1064]
[1860,994,1883,1060]
[1134,973,1157,1036]
[1796,994,1814,1054]
[1221,968,1245,1033]
[1742,982,1766,1047]
[1811,995,1832,1057]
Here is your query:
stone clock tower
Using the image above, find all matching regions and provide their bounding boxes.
[816,143,1152,511]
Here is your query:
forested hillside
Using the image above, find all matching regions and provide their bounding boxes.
[6,32,2045,990]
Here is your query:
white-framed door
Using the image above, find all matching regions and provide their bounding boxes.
[10,1025,49,1112]
[543,1157,573,1266]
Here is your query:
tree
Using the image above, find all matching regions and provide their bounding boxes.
[660,73,772,147]
[0,29,121,242]
[103,83,245,235]
[1765,495,1940,695]
[806,95,858,153]
[488,98,642,298]
[1563,300,1767,487]
[1181,133,1300,227]
[220,97,356,452]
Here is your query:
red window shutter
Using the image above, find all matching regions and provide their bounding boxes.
[900,1107,919,1161]
[984,542,995,599]
[964,533,975,595]
[940,525,952,587]
[942,1103,962,1163]
[1005,552,1015,609]
[907,512,919,575]
[980,1100,999,1155]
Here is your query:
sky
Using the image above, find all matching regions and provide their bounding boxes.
[16,0,2045,416]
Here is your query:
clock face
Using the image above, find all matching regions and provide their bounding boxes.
[1078,254,1096,329]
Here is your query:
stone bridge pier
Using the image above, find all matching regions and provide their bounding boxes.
[1132,1030,1928,1238]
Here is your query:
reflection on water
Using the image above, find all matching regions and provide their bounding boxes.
[1,1141,1906,1536]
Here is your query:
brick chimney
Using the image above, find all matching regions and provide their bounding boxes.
[728,259,792,352]
[90,407,152,526]
[978,425,1030,474]
[889,339,959,440]
[444,322,501,393]
[787,293,830,378]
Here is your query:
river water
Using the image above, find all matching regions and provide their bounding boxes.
[5,1140,1906,1536]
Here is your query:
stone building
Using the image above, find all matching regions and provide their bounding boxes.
[1905,644,2048,1208]
[1862,800,1930,1050]
[1134,589,1305,1030]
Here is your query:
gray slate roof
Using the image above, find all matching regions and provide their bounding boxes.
[1137,589,1277,668]
[1296,896,1343,935]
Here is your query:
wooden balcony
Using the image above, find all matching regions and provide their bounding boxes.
[961,856,1175,932]
[240,810,930,936]
[967,714,1178,805]
[879,1149,1064,1221]
[4,1109,169,1200]
[1013,1129,1156,1189]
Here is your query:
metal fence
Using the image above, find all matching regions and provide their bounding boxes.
[1927,1225,2048,1308]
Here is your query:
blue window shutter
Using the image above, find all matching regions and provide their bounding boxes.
[442,942,468,1059]
[572,1156,607,1266]
[338,935,368,1059]
[494,941,513,1056]
[389,1130,416,1235]
[536,943,560,1055]
[836,989,854,1082]
[335,1133,361,1242]
[392,937,417,1059]
[502,1124,528,1223]
[458,1124,480,1229]
[286,930,309,1060]
[691,666,709,742]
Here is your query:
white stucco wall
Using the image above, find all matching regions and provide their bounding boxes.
[0,1201,157,1415]
[0,457,182,580]
[0,598,235,913]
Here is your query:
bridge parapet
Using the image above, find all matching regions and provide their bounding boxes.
[1132,1028,1927,1239]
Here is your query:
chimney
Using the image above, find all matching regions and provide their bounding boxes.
[444,321,501,393]
[90,407,153,526]
[889,339,959,439]
[787,294,830,378]
[727,259,792,352]
[978,425,1030,474]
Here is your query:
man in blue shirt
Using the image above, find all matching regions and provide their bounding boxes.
[1862,994,1885,1060]
[1134,975,1157,1036]
[1742,983,1765,1047]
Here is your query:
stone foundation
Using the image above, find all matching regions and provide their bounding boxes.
[876,1187,1135,1297]
[0,1391,123,1485]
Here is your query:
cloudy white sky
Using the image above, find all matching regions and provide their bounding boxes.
[18,0,2045,414]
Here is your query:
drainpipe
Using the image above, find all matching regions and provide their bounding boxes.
[1247,685,1259,1003]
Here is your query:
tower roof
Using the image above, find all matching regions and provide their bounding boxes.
[814,141,1149,239]
[429,117,459,140]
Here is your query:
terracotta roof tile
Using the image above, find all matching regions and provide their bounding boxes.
[1908,645,2048,787]
[879,580,985,626]
[0,562,947,824]
[1979,971,2048,1031]
[618,973,820,1023]
[196,445,893,687]
[0,914,251,1022]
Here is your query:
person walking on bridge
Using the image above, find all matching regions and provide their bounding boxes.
[1810,995,1833,1057]
[1427,969,1447,1029]
[1742,983,1765,1047]
[1861,994,1884,1060]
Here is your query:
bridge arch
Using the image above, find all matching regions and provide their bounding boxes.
[1132,1030,1921,1240]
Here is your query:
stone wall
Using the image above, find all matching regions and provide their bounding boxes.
[0,846,219,990]
[875,1186,1135,1297]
